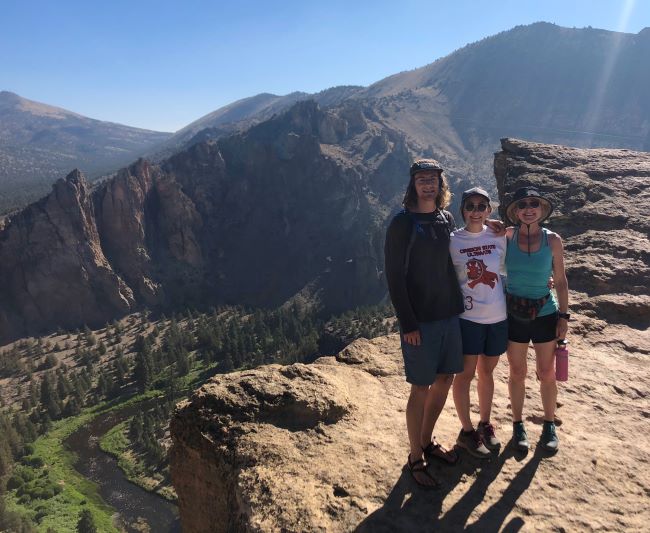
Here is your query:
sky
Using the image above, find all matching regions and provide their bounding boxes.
[1,0,647,132]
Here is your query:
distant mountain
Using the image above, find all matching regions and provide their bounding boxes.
[162,22,650,199]
[0,91,172,211]
[349,22,650,186]
[152,85,364,159]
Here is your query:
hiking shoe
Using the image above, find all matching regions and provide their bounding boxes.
[456,429,491,458]
[477,421,501,450]
[541,421,559,453]
[512,422,529,452]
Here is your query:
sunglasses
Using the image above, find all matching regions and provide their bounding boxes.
[517,199,541,209]
[464,202,488,212]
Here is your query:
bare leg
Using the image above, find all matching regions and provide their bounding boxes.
[507,341,529,421]
[477,355,500,423]
[406,385,429,460]
[406,384,439,487]
[534,340,557,420]
[452,356,478,432]
[420,374,454,447]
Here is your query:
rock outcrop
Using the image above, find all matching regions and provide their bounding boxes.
[0,170,135,338]
[495,138,650,328]
[170,328,649,532]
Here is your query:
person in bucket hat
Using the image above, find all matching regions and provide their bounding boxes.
[504,185,569,454]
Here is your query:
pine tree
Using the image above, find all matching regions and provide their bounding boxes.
[76,509,97,533]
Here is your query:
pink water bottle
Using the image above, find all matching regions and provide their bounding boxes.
[555,340,569,382]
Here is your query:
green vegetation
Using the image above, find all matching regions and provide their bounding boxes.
[0,302,397,530]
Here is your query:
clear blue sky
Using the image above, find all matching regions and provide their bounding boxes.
[1,0,647,132]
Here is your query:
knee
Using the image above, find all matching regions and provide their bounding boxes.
[537,367,556,383]
[410,384,429,399]
[476,366,494,381]
[455,369,475,384]
[509,365,527,382]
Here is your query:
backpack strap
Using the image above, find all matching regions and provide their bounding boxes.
[403,209,421,274]
[402,209,450,274]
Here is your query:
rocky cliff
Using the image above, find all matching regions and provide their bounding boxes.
[169,138,650,532]
[0,100,413,342]
[495,138,650,329]
[170,327,649,532]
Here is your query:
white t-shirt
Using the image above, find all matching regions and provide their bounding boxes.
[449,226,507,324]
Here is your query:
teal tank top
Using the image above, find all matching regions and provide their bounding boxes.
[505,227,558,317]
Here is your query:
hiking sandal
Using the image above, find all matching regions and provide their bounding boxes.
[423,439,459,465]
[407,455,439,490]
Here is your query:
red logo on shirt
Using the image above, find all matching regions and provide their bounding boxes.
[466,259,498,289]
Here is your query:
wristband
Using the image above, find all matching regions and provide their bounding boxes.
[558,312,570,320]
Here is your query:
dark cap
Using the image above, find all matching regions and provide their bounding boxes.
[461,187,491,206]
[505,186,554,224]
[410,159,443,177]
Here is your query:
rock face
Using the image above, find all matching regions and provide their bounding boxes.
[170,328,650,532]
[494,138,650,328]
[0,169,135,337]
[0,100,410,342]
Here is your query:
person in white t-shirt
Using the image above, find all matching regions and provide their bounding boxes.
[450,187,507,458]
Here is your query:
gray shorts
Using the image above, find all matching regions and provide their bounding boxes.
[400,316,463,385]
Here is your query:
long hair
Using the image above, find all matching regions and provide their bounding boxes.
[402,171,452,211]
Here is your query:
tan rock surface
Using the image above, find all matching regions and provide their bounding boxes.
[170,320,650,532]
[495,138,650,329]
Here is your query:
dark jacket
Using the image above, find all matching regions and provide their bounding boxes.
[384,209,464,333]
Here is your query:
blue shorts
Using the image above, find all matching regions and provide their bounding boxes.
[459,318,508,356]
[400,316,463,385]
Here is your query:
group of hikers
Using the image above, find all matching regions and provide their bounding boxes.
[384,159,569,489]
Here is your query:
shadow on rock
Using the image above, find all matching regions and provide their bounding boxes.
[355,445,545,532]
[354,449,487,532]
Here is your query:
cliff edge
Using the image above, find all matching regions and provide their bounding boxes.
[169,139,650,531]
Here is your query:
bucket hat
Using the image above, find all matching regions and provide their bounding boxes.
[505,186,553,225]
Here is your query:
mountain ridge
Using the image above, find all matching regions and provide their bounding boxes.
[0,91,172,212]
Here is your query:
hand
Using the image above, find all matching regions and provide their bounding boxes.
[403,330,421,346]
[485,219,506,236]
[556,318,568,340]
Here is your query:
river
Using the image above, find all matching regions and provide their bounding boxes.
[65,401,181,532]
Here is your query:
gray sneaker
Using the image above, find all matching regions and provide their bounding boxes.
[541,421,559,452]
[456,429,491,458]
[477,421,501,450]
[512,422,529,452]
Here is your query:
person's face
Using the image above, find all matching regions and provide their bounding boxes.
[515,198,543,224]
[413,170,440,201]
[463,195,491,224]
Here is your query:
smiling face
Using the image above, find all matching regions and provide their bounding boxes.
[462,194,491,226]
[413,170,440,202]
[515,198,543,225]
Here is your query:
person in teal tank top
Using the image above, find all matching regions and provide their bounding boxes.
[504,186,570,454]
